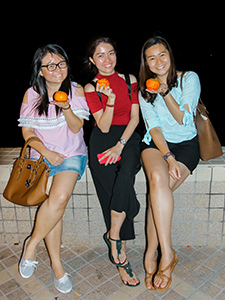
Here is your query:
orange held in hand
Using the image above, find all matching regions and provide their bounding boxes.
[53,91,68,102]
[146,78,160,91]
[97,78,110,89]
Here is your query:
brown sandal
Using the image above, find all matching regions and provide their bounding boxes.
[154,249,178,292]
[145,267,157,290]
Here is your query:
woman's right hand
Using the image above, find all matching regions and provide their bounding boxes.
[146,83,168,95]
[96,82,116,103]
[44,150,65,166]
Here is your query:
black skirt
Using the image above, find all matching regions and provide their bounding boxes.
[88,125,141,240]
[140,135,200,173]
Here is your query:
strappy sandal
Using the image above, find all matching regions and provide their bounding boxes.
[103,232,126,266]
[117,261,140,287]
[145,267,157,290]
[154,249,179,292]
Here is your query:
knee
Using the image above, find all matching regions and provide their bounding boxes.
[48,191,71,210]
[149,169,168,188]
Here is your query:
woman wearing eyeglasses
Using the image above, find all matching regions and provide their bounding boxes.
[18,44,89,294]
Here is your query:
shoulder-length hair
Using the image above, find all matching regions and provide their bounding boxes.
[30,44,72,116]
[84,36,117,78]
[139,36,177,103]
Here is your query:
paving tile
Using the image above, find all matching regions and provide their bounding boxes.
[174,281,196,298]
[4,287,30,300]
[199,281,221,299]
[1,244,225,299]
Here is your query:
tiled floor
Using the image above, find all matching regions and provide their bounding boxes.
[0,243,225,300]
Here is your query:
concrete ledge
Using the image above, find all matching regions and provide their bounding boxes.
[1,148,225,247]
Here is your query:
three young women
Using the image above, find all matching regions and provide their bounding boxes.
[18,44,89,294]
[17,36,201,293]
[84,37,141,286]
[139,36,200,291]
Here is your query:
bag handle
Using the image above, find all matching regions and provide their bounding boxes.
[20,137,44,161]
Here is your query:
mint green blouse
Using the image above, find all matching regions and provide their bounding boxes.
[139,71,201,144]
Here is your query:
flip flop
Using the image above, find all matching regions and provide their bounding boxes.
[145,267,157,290]
[154,249,179,292]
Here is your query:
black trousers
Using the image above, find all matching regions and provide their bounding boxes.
[89,125,141,240]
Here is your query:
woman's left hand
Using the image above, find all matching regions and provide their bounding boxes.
[98,142,123,166]
[50,100,70,109]
[146,83,168,94]
[167,156,181,180]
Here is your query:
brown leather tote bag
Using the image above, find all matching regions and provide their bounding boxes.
[194,99,223,161]
[3,137,50,206]
[180,72,223,161]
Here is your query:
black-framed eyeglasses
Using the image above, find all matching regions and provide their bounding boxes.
[41,60,68,72]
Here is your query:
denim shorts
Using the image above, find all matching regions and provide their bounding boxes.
[44,155,87,180]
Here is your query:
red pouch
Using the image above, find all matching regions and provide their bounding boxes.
[97,153,121,165]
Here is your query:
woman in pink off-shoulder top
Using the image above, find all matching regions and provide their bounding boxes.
[18,44,89,294]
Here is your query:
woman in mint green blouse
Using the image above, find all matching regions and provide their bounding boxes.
[139,36,200,292]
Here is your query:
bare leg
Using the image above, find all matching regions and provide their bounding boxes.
[24,171,78,267]
[109,210,139,285]
[142,149,190,290]
[109,210,126,264]
[144,203,158,290]
[45,219,64,279]
[154,161,190,289]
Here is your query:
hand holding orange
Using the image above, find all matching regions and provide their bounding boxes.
[53,91,68,103]
[97,78,110,89]
[146,78,160,91]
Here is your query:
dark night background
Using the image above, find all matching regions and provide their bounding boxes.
[2,2,224,146]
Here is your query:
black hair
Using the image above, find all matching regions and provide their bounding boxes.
[30,44,72,116]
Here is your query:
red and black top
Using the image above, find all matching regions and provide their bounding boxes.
[85,72,139,125]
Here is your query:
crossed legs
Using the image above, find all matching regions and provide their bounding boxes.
[142,148,190,290]
[23,171,79,279]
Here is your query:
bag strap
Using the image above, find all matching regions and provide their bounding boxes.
[180,71,186,91]
[20,137,44,160]
[124,74,131,99]
[90,80,102,101]
[180,71,207,115]
[89,74,132,101]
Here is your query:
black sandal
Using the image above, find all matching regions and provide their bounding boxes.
[103,232,126,266]
[117,261,140,287]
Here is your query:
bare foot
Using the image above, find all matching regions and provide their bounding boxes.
[108,233,126,265]
[154,249,178,291]
[118,260,140,286]
[144,251,157,290]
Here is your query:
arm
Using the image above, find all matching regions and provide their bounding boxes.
[51,84,84,133]
[163,92,188,125]
[101,103,139,165]
[147,72,200,125]
[146,84,187,125]
[84,83,116,133]
[150,127,181,180]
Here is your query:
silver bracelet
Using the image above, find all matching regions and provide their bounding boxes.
[119,138,127,146]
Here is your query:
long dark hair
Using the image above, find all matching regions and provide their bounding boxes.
[84,36,117,77]
[139,36,177,103]
[30,44,72,116]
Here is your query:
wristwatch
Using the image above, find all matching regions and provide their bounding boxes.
[163,151,175,162]
[160,89,170,98]
[119,138,127,146]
